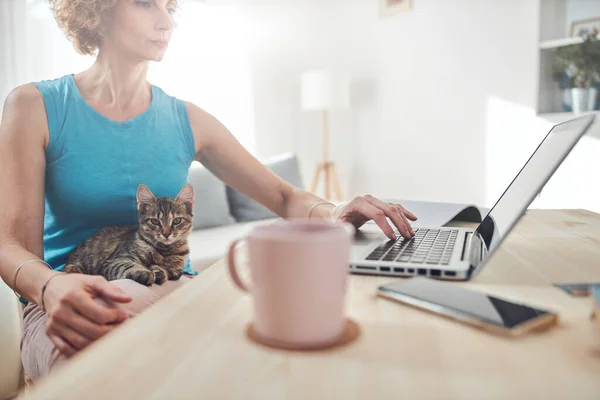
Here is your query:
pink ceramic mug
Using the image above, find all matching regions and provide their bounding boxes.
[227,219,354,348]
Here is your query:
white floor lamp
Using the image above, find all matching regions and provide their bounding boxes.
[301,69,350,200]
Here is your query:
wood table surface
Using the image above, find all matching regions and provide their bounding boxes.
[18,209,600,400]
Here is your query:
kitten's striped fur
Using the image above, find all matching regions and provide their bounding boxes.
[63,184,194,286]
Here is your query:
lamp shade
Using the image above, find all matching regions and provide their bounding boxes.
[301,69,350,111]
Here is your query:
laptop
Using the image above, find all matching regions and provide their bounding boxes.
[349,114,596,280]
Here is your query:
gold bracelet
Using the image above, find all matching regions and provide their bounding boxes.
[308,201,334,219]
[10,259,53,299]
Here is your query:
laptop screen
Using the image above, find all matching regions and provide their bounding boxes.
[471,114,595,276]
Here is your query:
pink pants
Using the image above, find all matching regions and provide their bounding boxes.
[20,276,192,382]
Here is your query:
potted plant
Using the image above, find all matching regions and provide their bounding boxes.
[553,28,600,113]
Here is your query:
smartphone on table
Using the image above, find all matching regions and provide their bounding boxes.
[377,277,558,337]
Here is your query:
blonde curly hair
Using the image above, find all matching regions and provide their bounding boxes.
[49,0,118,55]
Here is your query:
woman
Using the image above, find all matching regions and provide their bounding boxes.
[0,0,417,380]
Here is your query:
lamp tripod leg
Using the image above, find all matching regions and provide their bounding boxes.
[330,164,344,200]
[310,163,324,194]
[324,162,332,200]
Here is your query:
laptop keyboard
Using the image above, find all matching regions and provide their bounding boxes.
[365,229,458,265]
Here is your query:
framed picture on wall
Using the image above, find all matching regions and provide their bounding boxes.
[570,17,600,37]
[380,0,412,16]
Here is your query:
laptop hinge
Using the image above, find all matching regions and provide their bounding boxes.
[468,232,487,276]
[460,232,472,261]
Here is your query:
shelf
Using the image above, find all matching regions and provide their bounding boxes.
[537,111,600,139]
[538,111,598,123]
[539,34,600,50]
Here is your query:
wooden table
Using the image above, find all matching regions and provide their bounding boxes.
[18,210,600,400]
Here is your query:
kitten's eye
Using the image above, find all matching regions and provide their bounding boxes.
[150,218,161,226]
[172,217,182,225]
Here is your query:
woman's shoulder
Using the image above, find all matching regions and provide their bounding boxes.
[1,84,49,146]
[5,75,73,117]
[150,84,192,118]
[3,83,48,120]
[4,74,70,107]
[4,83,43,105]
[149,85,202,121]
[150,84,185,107]
[32,74,72,97]
[5,76,73,145]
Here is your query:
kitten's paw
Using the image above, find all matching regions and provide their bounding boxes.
[128,269,155,286]
[150,265,168,285]
[64,264,83,274]
[167,269,183,281]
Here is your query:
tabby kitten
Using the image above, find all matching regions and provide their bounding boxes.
[64,184,194,286]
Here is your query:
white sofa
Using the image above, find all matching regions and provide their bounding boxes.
[0,280,23,399]
[187,218,277,272]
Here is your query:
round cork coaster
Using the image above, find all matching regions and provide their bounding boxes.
[246,319,360,352]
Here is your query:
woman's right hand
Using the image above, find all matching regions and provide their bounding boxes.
[42,273,132,357]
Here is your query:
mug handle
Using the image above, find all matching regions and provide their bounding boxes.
[227,239,249,292]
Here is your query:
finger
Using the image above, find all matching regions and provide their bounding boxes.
[70,291,129,325]
[401,206,418,221]
[388,203,416,236]
[53,307,114,341]
[355,199,396,240]
[395,205,415,237]
[363,196,412,238]
[52,323,92,351]
[386,203,414,238]
[89,277,133,303]
[48,333,76,357]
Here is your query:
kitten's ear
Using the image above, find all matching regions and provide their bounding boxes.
[137,184,157,205]
[175,184,194,213]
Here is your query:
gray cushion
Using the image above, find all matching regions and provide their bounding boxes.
[188,161,235,229]
[227,152,304,222]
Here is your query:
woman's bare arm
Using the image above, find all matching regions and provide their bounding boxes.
[186,102,417,238]
[187,102,335,220]
[0,84,58,304]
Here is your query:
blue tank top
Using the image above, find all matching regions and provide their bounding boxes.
[35,74,198,276]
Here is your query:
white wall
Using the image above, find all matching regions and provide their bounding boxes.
[240,0,376,199]
[241,0,541,205]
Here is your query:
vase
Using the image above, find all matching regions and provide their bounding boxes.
[589,87,598,111]
[571,88,589,114]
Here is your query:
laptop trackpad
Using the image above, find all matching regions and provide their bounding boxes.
[355,224,386,241]
[351,227,385,259]
[354,229,383,242]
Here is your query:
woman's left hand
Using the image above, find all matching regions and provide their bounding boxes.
[329,195,418,240]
